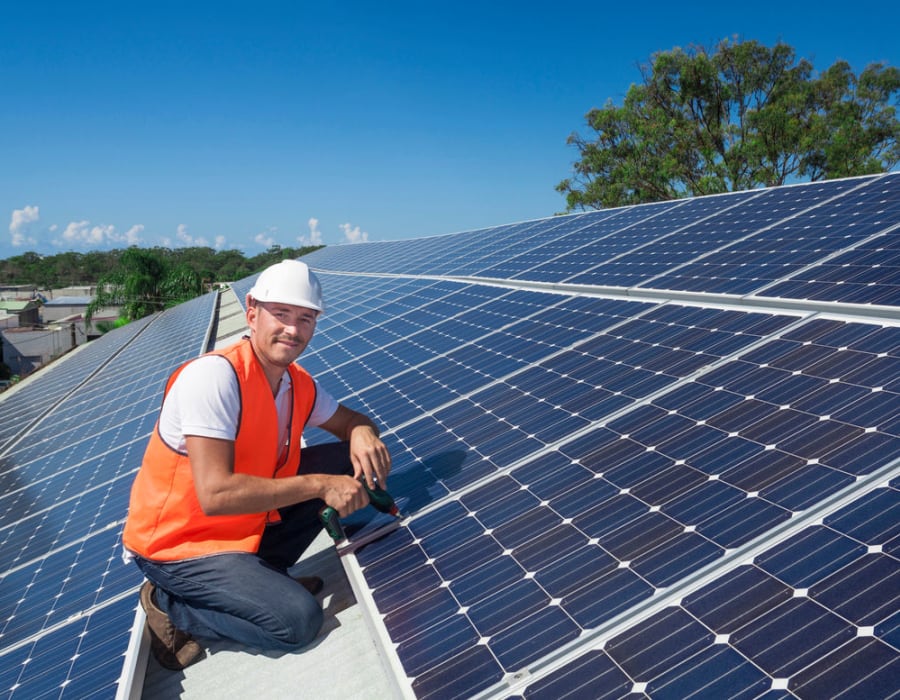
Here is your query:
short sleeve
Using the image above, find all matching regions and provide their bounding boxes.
[307,378,339,428]
[158,356,241,450]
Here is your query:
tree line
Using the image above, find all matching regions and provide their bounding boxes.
[0,244,322,333]
[0,244,322,290]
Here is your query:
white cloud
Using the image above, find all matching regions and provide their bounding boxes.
[340,222,369,244]
[124,224,144,245]
[254,231,276,248]
[175,223,209,247]
[57,220,145,248]
[298,217,323,246]
[214,235,226,249]
[9,205,39,247]
[61,221,109,245]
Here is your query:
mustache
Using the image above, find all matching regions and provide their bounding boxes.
[275,334,305,344]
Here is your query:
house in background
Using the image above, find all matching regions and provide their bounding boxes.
[0,284,37,300]
[1,324,79,376]
[0,299,40,326]
[41,295,94,323]
[41,293,118,325]
[0,293,120,377]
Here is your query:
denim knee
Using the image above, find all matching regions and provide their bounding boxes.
[268,593,324,650]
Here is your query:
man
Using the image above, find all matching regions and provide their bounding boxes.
[122,259,391,670]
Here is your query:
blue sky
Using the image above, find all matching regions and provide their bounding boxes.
[2,1,898,259]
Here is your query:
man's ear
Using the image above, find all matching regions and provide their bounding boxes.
[246,297,258,329]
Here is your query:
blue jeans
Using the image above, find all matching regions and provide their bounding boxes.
[134,441,353,651]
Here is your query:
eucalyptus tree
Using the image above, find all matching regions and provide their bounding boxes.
[558,38,900,210]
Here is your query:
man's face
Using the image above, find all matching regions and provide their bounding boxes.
[247,300,318,370]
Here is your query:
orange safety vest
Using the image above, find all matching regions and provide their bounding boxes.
[122,337,317,561]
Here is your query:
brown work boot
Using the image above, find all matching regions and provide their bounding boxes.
[140,581,205,671]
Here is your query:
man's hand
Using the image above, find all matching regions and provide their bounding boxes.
[348,424,391,488]
[320,405,392,489]
[321,474,369,517]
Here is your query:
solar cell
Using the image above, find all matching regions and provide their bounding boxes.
[290,194,900,699]
[328,305,896,696]
[0,316,152,451]
[337,302,893,696]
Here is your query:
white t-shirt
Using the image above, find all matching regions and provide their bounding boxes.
[158,354,339,451]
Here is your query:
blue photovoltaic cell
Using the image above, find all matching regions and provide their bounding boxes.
[321,251,897,698]
[757,175,900,305]
[346,326,897,687]
[350,308,880,696]
[301,174,900,301]
[479,201,685,283]
[0,315,152,451]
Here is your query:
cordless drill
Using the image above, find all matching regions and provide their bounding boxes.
[319,481,399,542]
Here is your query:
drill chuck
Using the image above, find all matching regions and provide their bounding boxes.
[365,483,399,516]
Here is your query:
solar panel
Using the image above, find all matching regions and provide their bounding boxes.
[0,293,216,698]
[334,302,898,697]
[650,175,900,299]
[519,480,900,699]
[0,316,152,451]
[295,173,900,699]
[3,172,899,699]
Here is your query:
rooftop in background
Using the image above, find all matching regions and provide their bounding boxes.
[0,300,37,312]
[42,296,93,306]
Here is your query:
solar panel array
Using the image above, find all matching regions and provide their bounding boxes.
[0,294,216,699]
[1,172,898,699]
[294,172,900,699]
[0,317,151,451]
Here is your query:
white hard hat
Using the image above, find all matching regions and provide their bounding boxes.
[247,260,324,312]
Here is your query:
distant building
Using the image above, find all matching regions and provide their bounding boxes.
[0,284,37,301]
[0,311,17,330]
[0,300,40,326]
[41,296,93,323]
[47,286,95,297]
[0,323,82,375]
[0,293,118,377]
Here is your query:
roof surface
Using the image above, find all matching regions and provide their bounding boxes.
[43,296,92,306]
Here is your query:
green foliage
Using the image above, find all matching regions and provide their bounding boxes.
[86,248,170,324]
[78,244,322,328]
[558,38,900,209]
[0,243,323,330]
[0,244,323,289]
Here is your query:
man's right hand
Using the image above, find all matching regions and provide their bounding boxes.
[321,474,369,517]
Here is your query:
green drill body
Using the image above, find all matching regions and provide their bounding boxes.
[319,482,399,541]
